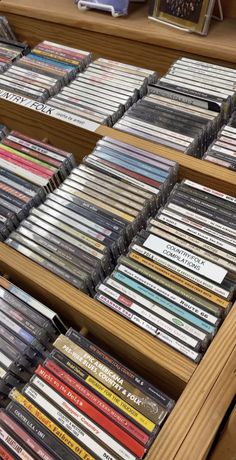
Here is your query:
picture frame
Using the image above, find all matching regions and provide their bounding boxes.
[149,0,222,36]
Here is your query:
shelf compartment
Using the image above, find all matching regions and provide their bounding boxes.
[0,242,196,399]
[1,96,236,197]
[147,301,236,460]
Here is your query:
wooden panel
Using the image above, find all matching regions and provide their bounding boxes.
[174,349,236,460]
[0,242,195,398]
[209,405,236,460]
[146,301,236,460]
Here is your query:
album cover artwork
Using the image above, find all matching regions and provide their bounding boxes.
[149,0,216,35]
[159,0,204,23]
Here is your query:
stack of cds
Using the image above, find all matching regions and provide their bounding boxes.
[0,41,92,101]
[115,57,236,156]
[49,58,157,126]
[152,57,236,121]
[203,122,236,170]
[115,92,221,157]
[0,16,16,41]
[1,329,174,459]
[31,41,92,71]
[0,39,28,73]
[6,137,178,293]
[0,130,75,240]
[96,179,236,362]
[0,275,66,407]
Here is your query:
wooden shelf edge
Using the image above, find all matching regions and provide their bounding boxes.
[0,96,101,161]
[174,347,236,460]
[0,242,196,395]
[146,301,236,460]
[208,403,236,460]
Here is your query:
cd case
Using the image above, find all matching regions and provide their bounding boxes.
[149,0,222,36]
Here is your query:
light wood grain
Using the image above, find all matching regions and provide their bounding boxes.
[209,405,236,460]
[99,127,236,197]
[146,301,236,460]
[0,97,100,160]
[174,349,236,460]
[0,242,195,398]
[5,12,236,76]
[221,0,236,19]
[1,3,236,72]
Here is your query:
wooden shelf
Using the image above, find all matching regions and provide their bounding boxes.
[1,96,236,196]
[0,5,235,458]
[0,242,195,398]
[174,348,236,460]
[1,0,236,73]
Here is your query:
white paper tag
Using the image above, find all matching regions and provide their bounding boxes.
[143,235,227,284]
[0,90,100,131]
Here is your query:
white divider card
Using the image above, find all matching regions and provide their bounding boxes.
[0,90,100,132]
[143,234,227,284]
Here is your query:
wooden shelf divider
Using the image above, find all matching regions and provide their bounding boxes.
[208,403,236,460]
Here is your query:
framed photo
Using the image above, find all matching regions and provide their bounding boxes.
[149,0,217,35]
